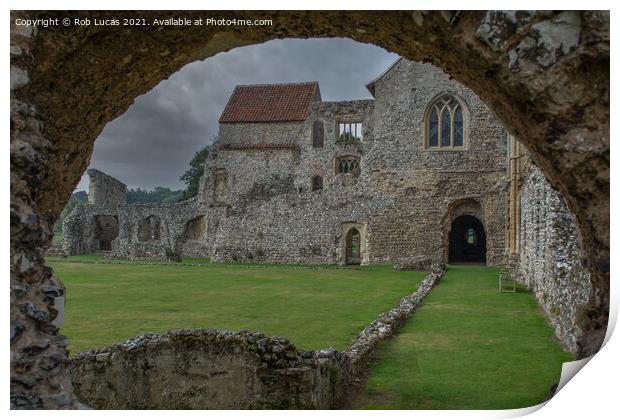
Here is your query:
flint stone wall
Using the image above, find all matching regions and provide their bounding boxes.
[517,165,591,352]
[62,197,209,260]
[69,329,350,409]
[86,169,127,206]
[63,59,509,266]
[202,59,508,266]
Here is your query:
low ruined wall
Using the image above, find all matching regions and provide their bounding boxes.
[62,198,210,260]
[345,264,444,376]
[69,329,350,409]
[517,167,591,353]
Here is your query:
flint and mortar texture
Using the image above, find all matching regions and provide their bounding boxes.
[59,58,592,354]
[11,10,608,408]
[86,169,126,206]
[63,59,509,266]
[69,328,351,409]
[517,165,591,353]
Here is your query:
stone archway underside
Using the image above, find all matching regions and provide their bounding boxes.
[10,11,609,408]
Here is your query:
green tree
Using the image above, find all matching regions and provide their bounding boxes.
[179,142,211,200]
[54,191,88,233]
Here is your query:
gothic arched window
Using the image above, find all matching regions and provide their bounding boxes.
[337,156,360,176]
[426,93,466,149]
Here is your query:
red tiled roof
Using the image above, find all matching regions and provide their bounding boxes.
[219,82,321,123]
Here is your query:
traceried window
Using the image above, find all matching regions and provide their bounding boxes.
[312,120,324,148]
[337,156,360,176]
[426,94,465,149]
[311,175,323,191]
[338,122,363,142]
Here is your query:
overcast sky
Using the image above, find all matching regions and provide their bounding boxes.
[76,38,398,191]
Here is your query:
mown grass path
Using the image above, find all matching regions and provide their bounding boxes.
[47,259,425,353]
[356,266,573,409]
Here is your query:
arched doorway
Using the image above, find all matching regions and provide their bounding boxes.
[449,215,486,264]
[345,228,361,265]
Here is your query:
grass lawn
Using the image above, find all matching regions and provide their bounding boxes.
[356,265,573,410]
[47,259,425,354]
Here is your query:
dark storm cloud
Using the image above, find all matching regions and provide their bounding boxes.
[77,38,398,191]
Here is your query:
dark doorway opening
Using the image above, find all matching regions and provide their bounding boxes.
[449,215,486,264]
[94,215,119,251]
[345,228,361,265]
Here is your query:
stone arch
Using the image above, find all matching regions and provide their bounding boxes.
[443,199,487,263]
[338,221,368,266]
[10,11,609,407]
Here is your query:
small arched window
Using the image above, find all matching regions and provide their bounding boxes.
[426,93,465,149]
[311,175,323,191]
[337,156,360,176]
[312,121,324,148]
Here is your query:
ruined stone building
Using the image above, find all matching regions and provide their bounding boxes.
[61,58,591,351]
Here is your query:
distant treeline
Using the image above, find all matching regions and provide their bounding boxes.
[126,187,184,204]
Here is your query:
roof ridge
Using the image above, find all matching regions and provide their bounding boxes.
[233,81,319,88]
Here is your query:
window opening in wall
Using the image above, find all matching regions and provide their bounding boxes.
[138,215,161,241]
[337,157,360,176]
[94,215,119,251]
[427,94,465,149]
[338,122,363,142]
[184,215,206,240]
[312,120,324,148]
[311,175,323,191]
